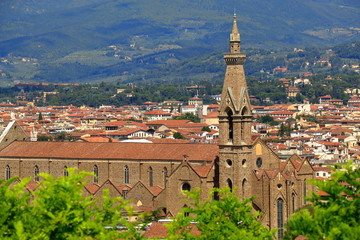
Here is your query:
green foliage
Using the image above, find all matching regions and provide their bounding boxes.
[167,187,276,240]
[55,132,67,141]
[173,132,186,140]
[256,115,278,126]
[201,126,211,132]
[173,113,200,123]
[0,169,144,240]
[285,163,360,240]
[37,134,53,141]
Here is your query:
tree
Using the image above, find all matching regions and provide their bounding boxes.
[37,134,53,141]
[173,132,186,140]
[167,187,276,239]
[285,163,360,240]
[201,126,211,132]
[173,113,200,123]
[0,169,144,240]
[55,132,67,141]
[256,115,278,126]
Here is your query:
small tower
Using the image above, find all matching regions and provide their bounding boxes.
[218,14,253,193]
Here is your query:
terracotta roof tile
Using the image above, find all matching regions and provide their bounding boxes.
[0,142,218,162]
[143,222,200,238]
[192,164,213,177]
[148,186,163,196]
[84,184,100,194]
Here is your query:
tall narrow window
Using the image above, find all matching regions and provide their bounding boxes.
[94,165,98,184]
[5,165,10,180]
[163,167,168,187]
[227,178,233,192]
[242,178,247,197]
[277,198,284,239]
[64,166,69,177]
[292,193,296,213]
[240,107,247,140]
[226,109,233,141]
[149,167,153,187]
[34,166,40,182]
[124,165,129,184]
[303,179,307,204]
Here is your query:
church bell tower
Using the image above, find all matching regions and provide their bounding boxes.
[218,14,253,194]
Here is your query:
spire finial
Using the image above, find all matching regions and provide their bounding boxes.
[230,13,240,43]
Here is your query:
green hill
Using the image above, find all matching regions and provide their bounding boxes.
[0,0,359,84]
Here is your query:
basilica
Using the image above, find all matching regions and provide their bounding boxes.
[0,15,314,238]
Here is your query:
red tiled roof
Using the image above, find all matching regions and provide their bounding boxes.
[0,142,218,161]
[148,186,163,196]
[143,222,200,238]
[85,184,100,194]
[192,164,213,177]
[26,181,39,191]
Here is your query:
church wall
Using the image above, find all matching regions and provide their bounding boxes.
[1,158,20,179]
[127,183,154,208]
[108,161,140,186]
[49,160,78,178]
[252,142,280,170]
[94,181,122,201]
[165,164,203,215]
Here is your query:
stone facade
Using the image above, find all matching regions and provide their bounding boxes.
[0,15,314,236]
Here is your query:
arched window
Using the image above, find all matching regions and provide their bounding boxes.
[303,179,307,204]
[124,165,129,184]
[277,198,284,239]
[242,178,247,196]
[182,182,191,191]
[163,167,168,187]
[226,108,233,141]
[34,166,40,182]
[5,165,10,180]
[149,167,153,187]
[256,157,263,168]
[93,165,98,184]
[64,166,69,177]
[292,193,296,213]
[227,178,233,192]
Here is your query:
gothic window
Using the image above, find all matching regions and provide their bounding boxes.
[277,198,284,239]
[256,157,263,168]
[183,205,190,217]
[64,166,69,177]
[149,167,153,187]
[34,166,40,182]
[124,165,129,184]
[242,178,247,196]
[5,165,10,180]
[226,108,233,142]
[292,193,296,213]
[303,179,307,204]
[163,167,168,187]
[227,178,233,192]
[93,165,98,184]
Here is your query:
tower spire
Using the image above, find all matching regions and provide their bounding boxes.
[229,13,240,53]
[219,14,252,146]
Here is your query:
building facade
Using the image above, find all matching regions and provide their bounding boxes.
[0,15,314,237]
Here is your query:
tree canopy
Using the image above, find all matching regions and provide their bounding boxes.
[167,187,276,240]
[285,163,360,240]
[0,169,143,240]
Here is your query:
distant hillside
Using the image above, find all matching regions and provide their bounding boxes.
[0,0,359,84]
